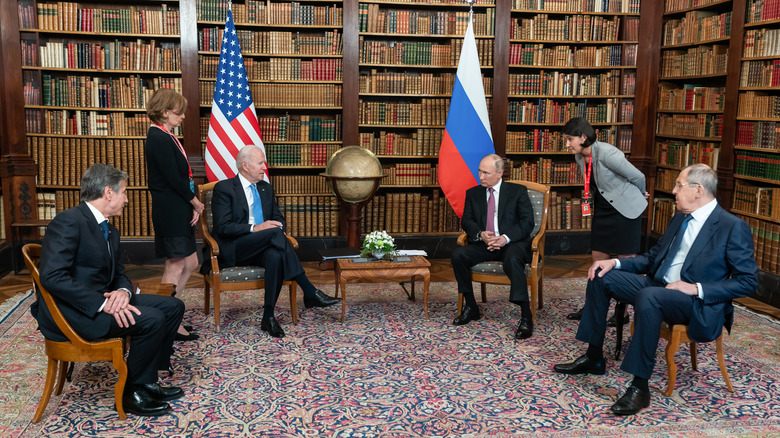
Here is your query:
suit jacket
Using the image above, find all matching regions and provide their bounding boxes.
[145,126,195,236]
[211,176,286,268]
[619,205,758,342]
[461,181,535,247]
[574,141,647,219]
[33,203,133,342]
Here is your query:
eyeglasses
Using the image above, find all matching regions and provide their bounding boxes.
[674,182,699,189]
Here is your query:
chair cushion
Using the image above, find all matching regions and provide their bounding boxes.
[220,266,266,283]
[526,189,544,237]
[470,260,543,277]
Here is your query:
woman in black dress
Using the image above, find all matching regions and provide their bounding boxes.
[145,89,204,340]
[562,118,649,321]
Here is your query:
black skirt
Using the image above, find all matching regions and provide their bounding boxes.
[155,231,197,259]
[589,175,641,255]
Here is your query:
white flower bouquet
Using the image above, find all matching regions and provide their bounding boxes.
[361,230,396,259]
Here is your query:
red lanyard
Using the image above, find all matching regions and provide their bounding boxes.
[583,153,592,201]
[153,124,192,178]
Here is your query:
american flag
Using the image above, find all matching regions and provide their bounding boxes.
[204,10,265,182]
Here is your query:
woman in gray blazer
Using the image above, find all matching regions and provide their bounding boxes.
[562,117,649,321]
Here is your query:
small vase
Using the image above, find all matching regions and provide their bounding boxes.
[372,250,386,260]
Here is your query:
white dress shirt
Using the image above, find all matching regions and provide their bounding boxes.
[486,179,511,243]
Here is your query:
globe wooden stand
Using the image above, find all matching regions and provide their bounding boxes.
[320,174,384,248]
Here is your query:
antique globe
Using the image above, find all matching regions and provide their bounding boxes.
[323,145,383,203]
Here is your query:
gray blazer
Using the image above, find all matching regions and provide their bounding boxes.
[574,141,647,219]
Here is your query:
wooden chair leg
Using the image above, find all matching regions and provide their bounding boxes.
[56,361,69,394]
[113,348,128,420]
[203,281,211,315]
[214,289,221,333]
[457,292,463,315]
[480,283,487,303]
[32,358,58,423]
[664,329,682,397]
[537,275,544,309]
[289,283,298,325]
[690,342,698,370]
[715,335,734,393]
[529,276,537,321]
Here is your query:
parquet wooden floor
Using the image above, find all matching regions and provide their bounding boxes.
[2,255,777,320]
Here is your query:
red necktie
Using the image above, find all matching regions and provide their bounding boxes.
[486,187,495,234]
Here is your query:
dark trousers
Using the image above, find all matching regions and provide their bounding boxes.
[451,241,530,304]
[234,227,304,310]
[576,269,696,379]
[105,294,184,385]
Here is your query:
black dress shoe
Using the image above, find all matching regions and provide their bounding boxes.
[183,325,194,332]
[611,386,650,415]
[304,289,340,308]
[566,307,583,320]
[122,387,171,416]
[607,312,630,327]
[515,318,533,339]
[175,332,200,341]
[138,383,184,401]
[553,354,606,375]
[261,316,285,338]
[452,304,480,326]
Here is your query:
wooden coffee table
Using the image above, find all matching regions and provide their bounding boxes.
[334,255,431,322]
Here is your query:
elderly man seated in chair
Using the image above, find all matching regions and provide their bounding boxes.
[451,153,536,339]
[554,163,758,415]
[209,145,339,338]
[33,163,185,416]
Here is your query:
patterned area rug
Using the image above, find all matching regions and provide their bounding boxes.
[1,279,779,437]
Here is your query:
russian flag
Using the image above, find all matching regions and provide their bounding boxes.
[438,14,494,218]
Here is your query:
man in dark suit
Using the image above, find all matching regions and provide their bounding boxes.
[210,145,338,338]
[554,163,758,415]
[451,154,536,339]
[33,163,185,417]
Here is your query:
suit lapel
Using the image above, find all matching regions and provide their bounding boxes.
[78,204,112,269]
[682,205,722,273]
[476,186,488,228]
[232,176,249,219]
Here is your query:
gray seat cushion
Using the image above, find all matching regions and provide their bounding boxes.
[469,259,543,277]
[220,266,266,283]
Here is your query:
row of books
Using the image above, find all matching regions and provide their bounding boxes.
[359,38,494,66]
[509,70,628,96]
[657,84,725,112]
[199,115,341,143]
[662,11,731,47]
[359,129,443,157]
[655,140,720,170]
[32,3,180,35]
[739,59,780,88]
[23,39,180,72]
[37,193,57,221]
[202,56,343,82]
[265,144,340,167]
[268,175,332,194]
[650,198,677,235]
[655,167,680,193]
[506,126,629,153]
[198,28,342,56]
[360,71,490,96]
[511,14,624,42]
[737,215,780,275]
[277,196,340,237]
[359,7,495,37]
[660,46,728,78]
[50,189,153,237]
[508,98,625,124]
[746,0,780,23]
[358,99,450,126]
[738,92,780,119]
[665,0,722,14]
[512,0,640,13]
[40,75,181,109]
[508,159,585,185]
[656,113,723,139]
[509,44,635,67]
[382,163,439,186]
[198,83,342,107]
[735,150,780,180]
[28,136,149,188]
[197,0,343,26]
[547,191,593,231]
[25,110,168,137]
[743,28,780,58]
[733,182,780,220]
[361,191,461,235]
[736,121,780,150]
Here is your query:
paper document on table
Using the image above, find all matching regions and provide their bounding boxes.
[395,250,428,256]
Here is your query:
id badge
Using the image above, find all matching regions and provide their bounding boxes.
[189,179,195,193]
[582,198,591,216]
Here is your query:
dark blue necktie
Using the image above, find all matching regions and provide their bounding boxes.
[100,220,109,241]
[250,184,264,225]
[654,214,692,283]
